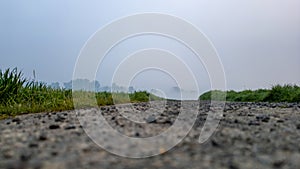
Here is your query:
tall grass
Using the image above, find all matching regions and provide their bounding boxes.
[199,84,300,103]
[0,68,73,118]
[0,68,163,119]
[0,68,26,104]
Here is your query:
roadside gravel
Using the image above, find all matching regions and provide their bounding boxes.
[1,101,300,169]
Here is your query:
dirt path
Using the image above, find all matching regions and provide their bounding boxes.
[1,101,300,169]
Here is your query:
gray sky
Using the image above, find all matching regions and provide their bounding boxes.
[1,0,300,93]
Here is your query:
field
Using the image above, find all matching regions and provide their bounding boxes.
[200,85,300,103]
[0,68,161,119]
[1,68,299,119]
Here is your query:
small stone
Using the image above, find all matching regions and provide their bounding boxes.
[6,120,11,125]
[256,115,270,122]
[248,120,260,126]
[146,116,156,123]
[51,151,58,156]
[20,151,32,161]
[49,124,60,129]
[261,119,269,123]
[55,115,66,122]
[159,148,166,154]
[28,142,39,148]
[273,160,285,168]
[164,120,172,124]
[277,119,284,123]
[229,163,239,169]
[296,124,300,130]
[12,117,21,123]
[64,125,76,130]
[39,133,47,141]
[211,139,220,147]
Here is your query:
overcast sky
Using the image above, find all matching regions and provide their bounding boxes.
[1,0,299,93]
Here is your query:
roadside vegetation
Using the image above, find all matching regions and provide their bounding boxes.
[200,85,300,103]
[1,68,299,119]
[0,68,161,119]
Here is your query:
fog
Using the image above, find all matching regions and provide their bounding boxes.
[1,0,299,95]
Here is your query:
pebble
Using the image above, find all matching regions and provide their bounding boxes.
[146,116,156,123]
[64,125,76,130]
[20,151,32,161]
[296,124,300,130]
[12,117,21,123]
[49,124,60,129]
[55,115,66,122]
[256,115,270,122]
[28,142,39,148]
[39,133,47,141]
[277,119,284,123]
[248,120,260,126]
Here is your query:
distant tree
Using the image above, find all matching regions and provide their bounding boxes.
[129,86,135,93]
[63,81,72,90]
[50,82,60,89]
[112,83,118,92]
[64,79,101,91]
[94,80,101,92]
[100,86,111,92]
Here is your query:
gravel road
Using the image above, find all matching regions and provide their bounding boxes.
[1,101,300,169]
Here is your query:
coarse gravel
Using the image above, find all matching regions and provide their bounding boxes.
[1,101,300,169]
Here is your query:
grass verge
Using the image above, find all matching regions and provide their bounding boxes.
[199,84,300,103]
[0,68,162,119]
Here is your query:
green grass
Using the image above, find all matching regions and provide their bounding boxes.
[1,68,299,119]
[0,68,74,119]
[0,68,163,119]
[199,84,300,103]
